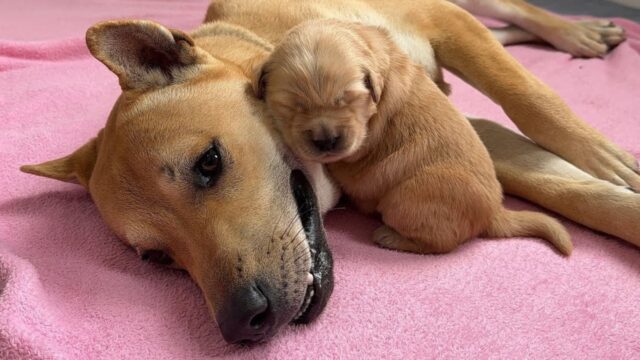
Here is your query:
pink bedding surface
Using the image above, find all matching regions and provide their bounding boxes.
[1,1,639,358]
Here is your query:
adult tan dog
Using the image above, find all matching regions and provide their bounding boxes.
[20,0,640,344]
[254,19,572,255]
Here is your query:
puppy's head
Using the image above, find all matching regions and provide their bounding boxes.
[254,20,385,163]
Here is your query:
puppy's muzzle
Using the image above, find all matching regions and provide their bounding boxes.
[312,135,342,152]
[307,126,344,153]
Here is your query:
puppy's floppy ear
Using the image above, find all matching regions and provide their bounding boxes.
[86,20,208,90]
[20,129,104,189]
[363,70,383,103]
[251,62,268,100]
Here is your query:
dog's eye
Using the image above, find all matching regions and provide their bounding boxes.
[194,143,223,188]
[141,249,173,266]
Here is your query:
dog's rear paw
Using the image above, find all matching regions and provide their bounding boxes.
[544,19,625,58]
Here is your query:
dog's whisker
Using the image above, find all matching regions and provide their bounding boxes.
[283,225,306,253]
[269,211,286,253]
[292,250,311,265]
[284,207,315,238]
[282,227,302,252]
[281,212,300,239]
[290,226,307,252]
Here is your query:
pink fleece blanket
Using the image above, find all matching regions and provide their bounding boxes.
[1,1,640,358]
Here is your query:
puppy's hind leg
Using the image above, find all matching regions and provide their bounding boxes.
[373,170,493,254]
[373,225,455,254]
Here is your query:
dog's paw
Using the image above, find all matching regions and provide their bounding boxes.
[543,19,625,58]
[570,140,640,191]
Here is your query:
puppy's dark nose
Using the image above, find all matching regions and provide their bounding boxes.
[216,283,275,344]
[312,134,342,152]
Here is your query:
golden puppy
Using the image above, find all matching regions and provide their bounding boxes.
[255,20,572,255]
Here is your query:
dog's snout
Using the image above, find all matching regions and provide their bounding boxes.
[216,283,275,344]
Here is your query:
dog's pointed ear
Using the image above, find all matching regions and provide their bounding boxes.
[20,130,104,189]
[86,20,207,90]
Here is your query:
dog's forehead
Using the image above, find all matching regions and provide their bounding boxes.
[120,77,252,126]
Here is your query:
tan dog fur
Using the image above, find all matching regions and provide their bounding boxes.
[255,20,572,255]
[19,0,640,342]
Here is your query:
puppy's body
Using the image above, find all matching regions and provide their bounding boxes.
[259,20,572,254]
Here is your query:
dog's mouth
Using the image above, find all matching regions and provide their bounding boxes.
[288,169,334,325]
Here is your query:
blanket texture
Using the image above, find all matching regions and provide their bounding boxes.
[1,1,639,358]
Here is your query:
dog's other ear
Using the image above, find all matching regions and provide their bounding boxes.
[86,20,207,90]
[20,130,104,189]
[363,70,383,103]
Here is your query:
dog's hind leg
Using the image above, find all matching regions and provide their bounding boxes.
[471,118,640,248]
[490,25,537,46]
[448,0,625,58]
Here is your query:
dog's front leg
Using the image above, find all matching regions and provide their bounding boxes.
[471,118,640,248]
[425,2,639,190]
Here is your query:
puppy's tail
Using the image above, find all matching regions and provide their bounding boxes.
[483,209,573,256]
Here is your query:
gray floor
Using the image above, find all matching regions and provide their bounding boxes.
[530,0,640,22]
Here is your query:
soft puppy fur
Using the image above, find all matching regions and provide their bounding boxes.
[255,20,573,255]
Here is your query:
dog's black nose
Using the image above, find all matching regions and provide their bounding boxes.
[312,135,342,152]
[216,283,275,344]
